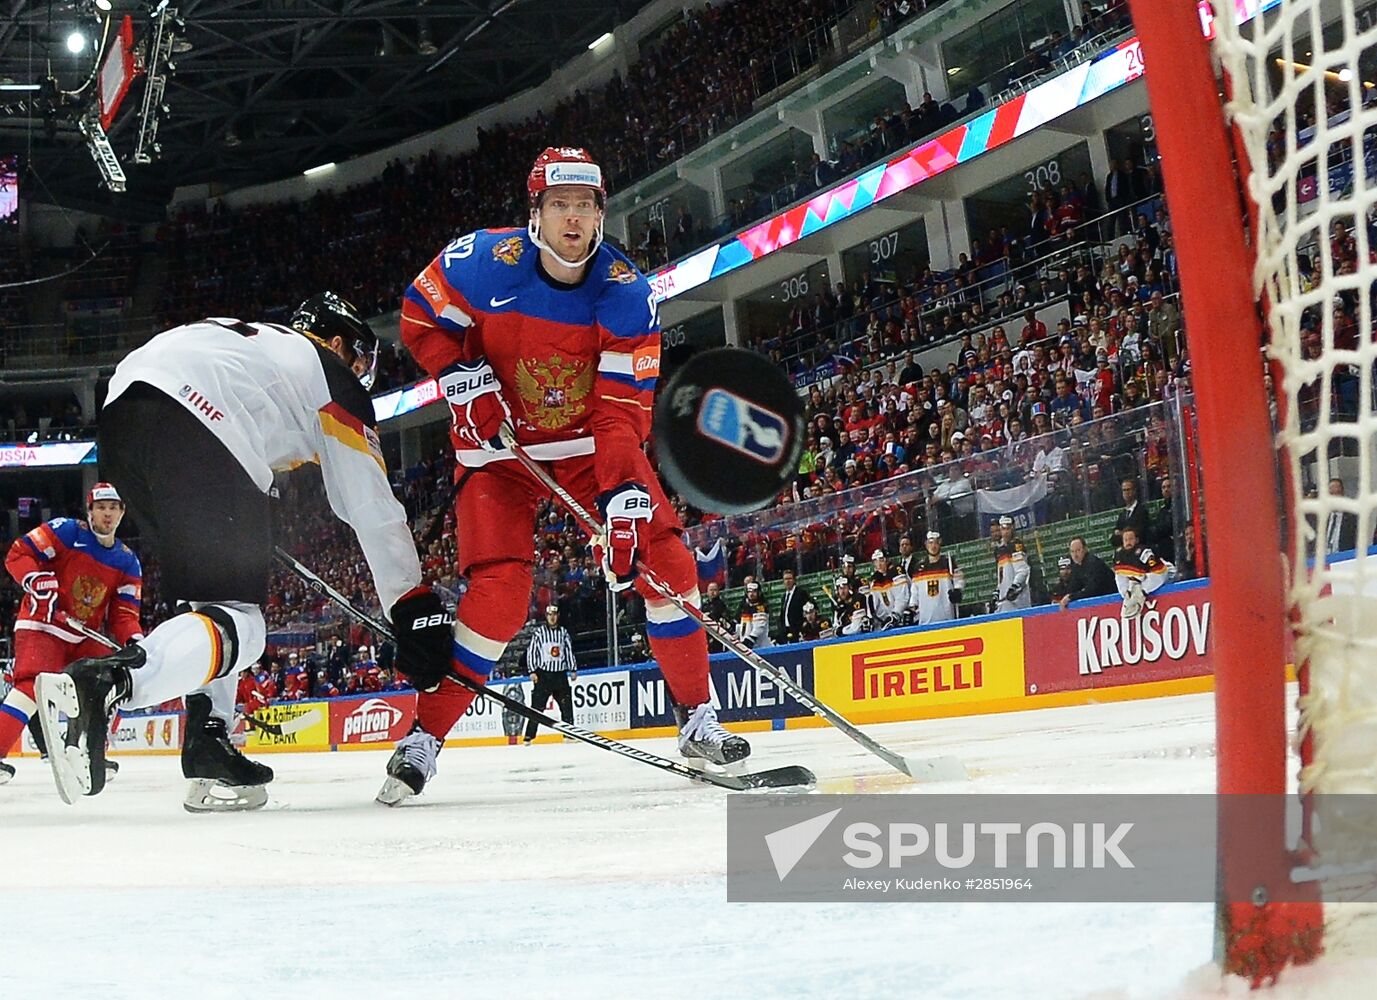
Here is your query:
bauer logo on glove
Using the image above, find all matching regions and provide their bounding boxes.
[596,482,652,592]
[389,586,454,690]
[439,358,511,451]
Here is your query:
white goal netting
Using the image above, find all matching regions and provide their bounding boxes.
[1208,0,1377,908]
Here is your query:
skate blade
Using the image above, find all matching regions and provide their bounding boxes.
[681,747,756,777]
[375,776,416,807]
[33,674,85,806]
[183,778,269,814]
[0,768,13,786]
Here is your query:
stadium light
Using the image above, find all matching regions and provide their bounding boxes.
[304,161,337,177]
[66,31,87,54]
[588,32,613,50]
[94,0,113,11]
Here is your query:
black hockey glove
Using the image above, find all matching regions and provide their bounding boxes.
[389,586,453,691]
[949,588,963,606]
[1005,583,1023,602]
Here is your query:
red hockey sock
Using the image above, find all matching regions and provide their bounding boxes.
[651,629,711,708]
[414,616,510,739]
[0,680,36,758]
[416,681,480,740]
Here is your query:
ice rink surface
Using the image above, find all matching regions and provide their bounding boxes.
[1,693,1370,999]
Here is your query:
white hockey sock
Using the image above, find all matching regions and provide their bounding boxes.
[128,604,264,711]
[128,613,226,710]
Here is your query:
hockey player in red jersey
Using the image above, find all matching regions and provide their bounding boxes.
[0,484,142,785]
[388,147,747,802]
[236,669,269,718]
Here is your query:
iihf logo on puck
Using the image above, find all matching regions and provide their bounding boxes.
[695,388,789,465]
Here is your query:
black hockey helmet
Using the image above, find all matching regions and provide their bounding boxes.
[291,291,379,389]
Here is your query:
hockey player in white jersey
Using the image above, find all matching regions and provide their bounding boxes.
[736,581,772,649]
[993,516,1032,612]
[32,293,452,811]
[830,576,870,636]
[863,550,909,630]
[1113,526,1175,617]
[909,530,964,625]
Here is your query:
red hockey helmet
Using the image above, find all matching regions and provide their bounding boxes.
[527,147,606,208]
[87,482,123,509]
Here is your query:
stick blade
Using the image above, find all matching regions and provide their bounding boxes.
[903,755,968,783]
[735,764,816,790]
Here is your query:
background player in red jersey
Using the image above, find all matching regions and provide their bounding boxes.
[0,484,142,784]
[388,147,746,803]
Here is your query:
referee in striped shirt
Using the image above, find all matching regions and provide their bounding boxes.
[523,604,577,745]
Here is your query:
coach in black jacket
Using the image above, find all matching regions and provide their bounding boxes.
[1060,536,1118,608]
[777,568,814,643]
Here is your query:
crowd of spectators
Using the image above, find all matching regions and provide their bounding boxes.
[751,181,1171,390]
[991,2,1132,99]
[59,221,144,302]
[240,641,411,708]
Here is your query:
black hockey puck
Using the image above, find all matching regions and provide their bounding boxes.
[653,347,804,514]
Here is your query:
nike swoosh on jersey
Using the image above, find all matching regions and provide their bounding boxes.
[490,296,517,308]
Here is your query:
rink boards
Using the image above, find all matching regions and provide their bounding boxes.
[10,580,1216,757]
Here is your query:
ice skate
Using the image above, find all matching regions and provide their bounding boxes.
[0,760,13,784]
[377,724,441,806]
[675,702,751,768]
[33,644,140,804]
[181,693,273,813]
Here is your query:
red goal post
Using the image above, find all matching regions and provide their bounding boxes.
[1126,0,1327,985]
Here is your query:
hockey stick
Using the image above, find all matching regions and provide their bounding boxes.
[56,612,120,651]
[242,709,319,738]
[273,547,813,791]
[499,426,966,784]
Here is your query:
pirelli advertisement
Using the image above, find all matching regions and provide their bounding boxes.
[811,620,1026,725]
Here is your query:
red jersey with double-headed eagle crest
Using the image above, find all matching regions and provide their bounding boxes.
[399,228,660,493]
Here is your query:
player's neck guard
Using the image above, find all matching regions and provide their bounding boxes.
[528,214,604,271]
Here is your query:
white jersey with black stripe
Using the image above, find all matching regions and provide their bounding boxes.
[526,624,577,672]
[105,318,420,609]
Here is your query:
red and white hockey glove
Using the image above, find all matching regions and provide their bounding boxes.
[595,483,653,593]
[439,358,511,452]
[21,570,60,623]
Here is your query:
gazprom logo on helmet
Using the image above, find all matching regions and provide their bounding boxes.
[696,388,789,465]
[88,483,121,504]
[546,163,602,188]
